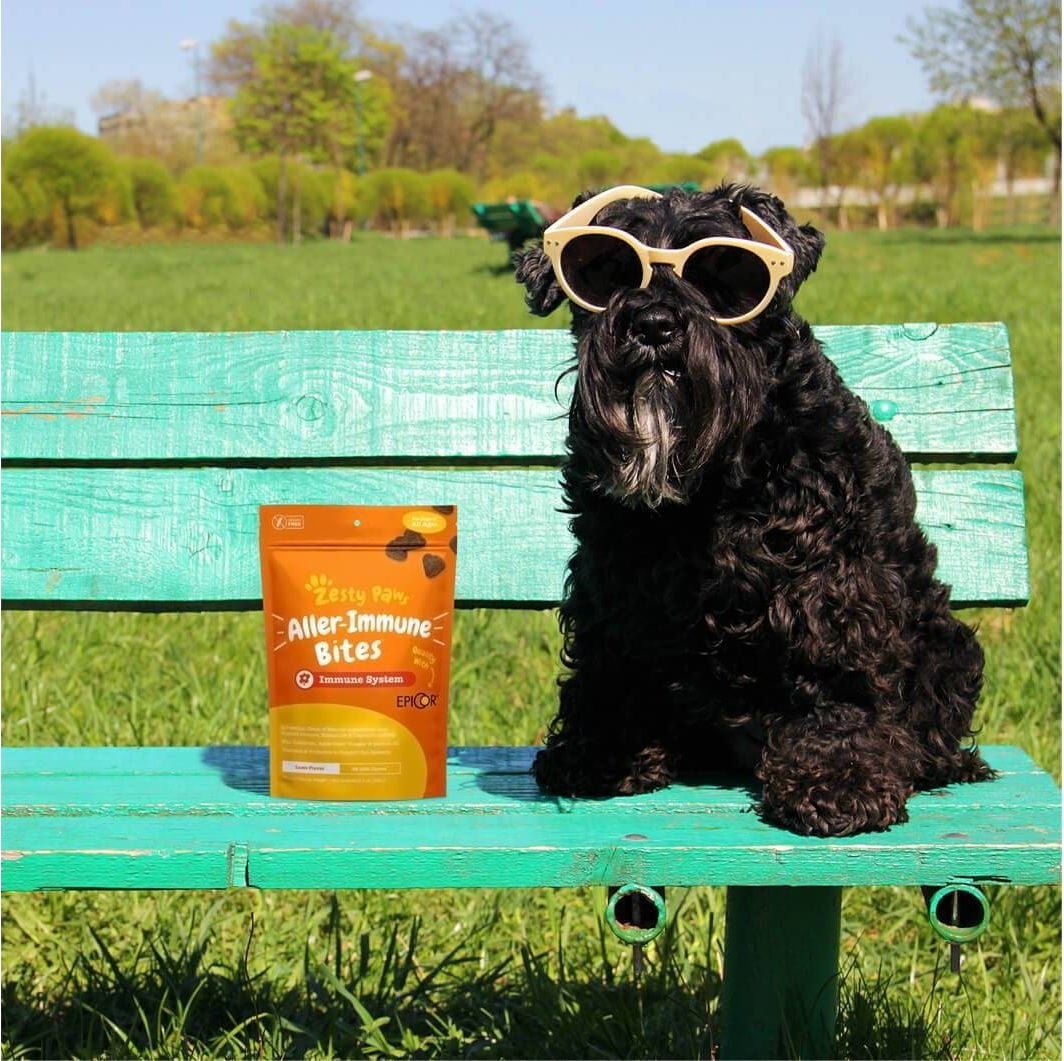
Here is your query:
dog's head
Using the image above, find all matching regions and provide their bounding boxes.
[515,184,825,507]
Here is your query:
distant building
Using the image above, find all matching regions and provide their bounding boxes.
[97,95,232,162]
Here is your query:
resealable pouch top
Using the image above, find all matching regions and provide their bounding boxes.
[259,505,457,800]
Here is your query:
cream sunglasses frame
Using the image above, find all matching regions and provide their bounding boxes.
[542,184,795,324]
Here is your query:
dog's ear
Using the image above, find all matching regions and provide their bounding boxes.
[513,243,565,316]
[513,189,607,316]
[731,185,825,295]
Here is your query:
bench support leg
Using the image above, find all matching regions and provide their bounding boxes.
[719,886,842,1059]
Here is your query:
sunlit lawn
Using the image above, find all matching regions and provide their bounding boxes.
[2,226,1060,1058]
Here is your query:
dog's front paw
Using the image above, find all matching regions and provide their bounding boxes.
[759,769,912,837]
[531,742,587,796]
[532,740,674,797]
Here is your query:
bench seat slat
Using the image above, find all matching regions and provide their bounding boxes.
[0,741,1049,781]
[0,324,1016,462]
[5,815,1060,892]
[4,746,1059,816]
[2,746,1058,893]
[0,468,1028,608]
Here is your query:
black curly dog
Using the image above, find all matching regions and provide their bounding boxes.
[515,183,992,837]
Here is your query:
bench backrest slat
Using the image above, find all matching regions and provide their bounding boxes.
[0,324,1026,610]
[0,467,1027,608]
[1,323,1017,463]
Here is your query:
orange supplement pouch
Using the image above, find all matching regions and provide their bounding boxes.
[259,505,457,799]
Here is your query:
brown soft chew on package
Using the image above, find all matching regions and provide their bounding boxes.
[259,505,458,799]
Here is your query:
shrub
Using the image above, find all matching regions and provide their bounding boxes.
[178,165,267,231]
[223,165,269,229]
[424,169,476,234]
[95,166,134,227]
[292,167,329,235]
[362,168,429,234]
[123,158,179,228]
[178,166,237,230]
[477,171,549,205]
[3,126,122,248]
[1,178,28,249]
[576,149,625,189]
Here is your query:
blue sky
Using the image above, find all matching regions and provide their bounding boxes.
[2,0,943,155]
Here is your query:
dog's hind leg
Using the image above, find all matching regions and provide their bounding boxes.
[906,606,993,789]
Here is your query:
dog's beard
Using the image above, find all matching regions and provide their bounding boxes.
[610,368,686,506]
[573,315,764,508]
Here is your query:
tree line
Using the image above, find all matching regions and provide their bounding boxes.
[1,0,1058,249]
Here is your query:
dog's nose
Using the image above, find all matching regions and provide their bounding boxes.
[631,306,680,347]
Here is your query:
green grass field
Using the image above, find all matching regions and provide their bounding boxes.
[2,228,1060,1059]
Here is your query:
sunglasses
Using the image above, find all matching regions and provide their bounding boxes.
[542,185,795,324]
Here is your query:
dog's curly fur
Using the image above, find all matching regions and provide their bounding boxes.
[515,183,992,837]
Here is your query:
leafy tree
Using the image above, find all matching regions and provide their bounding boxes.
[4,126,121,248]
[652,153,713,188]
[910,104,983,227]
[801,33,853,195]
[824,129,867,229]
[212,0,389,225]
[618,137,668,184]
[996,105,1054,220]
[533,110,629,156]
[902,0,1061,215]
[696,138,752,183]
[849,116,917,229]
[378,10,543,179]
[576,149,625,190]
[966,110,1009,229]
[252,156,330,238]
[211,0,366,92]
[1,178,28,247]
[761,146,814,201]
[451,10,544,178]
[228,22,363,241]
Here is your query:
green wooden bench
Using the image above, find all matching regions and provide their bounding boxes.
[2,324,1060,1059]
[470,200,549,251]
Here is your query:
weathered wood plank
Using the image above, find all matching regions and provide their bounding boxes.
[0,324,1016,462]
[0,468,1028,607]
[2,746,1058,893]
[4,745,1058,817]
[815,322,1017,460]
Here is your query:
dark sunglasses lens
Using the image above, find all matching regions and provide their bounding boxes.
[682,246,771,318]
[560,233,642,307]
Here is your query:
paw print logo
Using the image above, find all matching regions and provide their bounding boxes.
[305,573,332,594]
